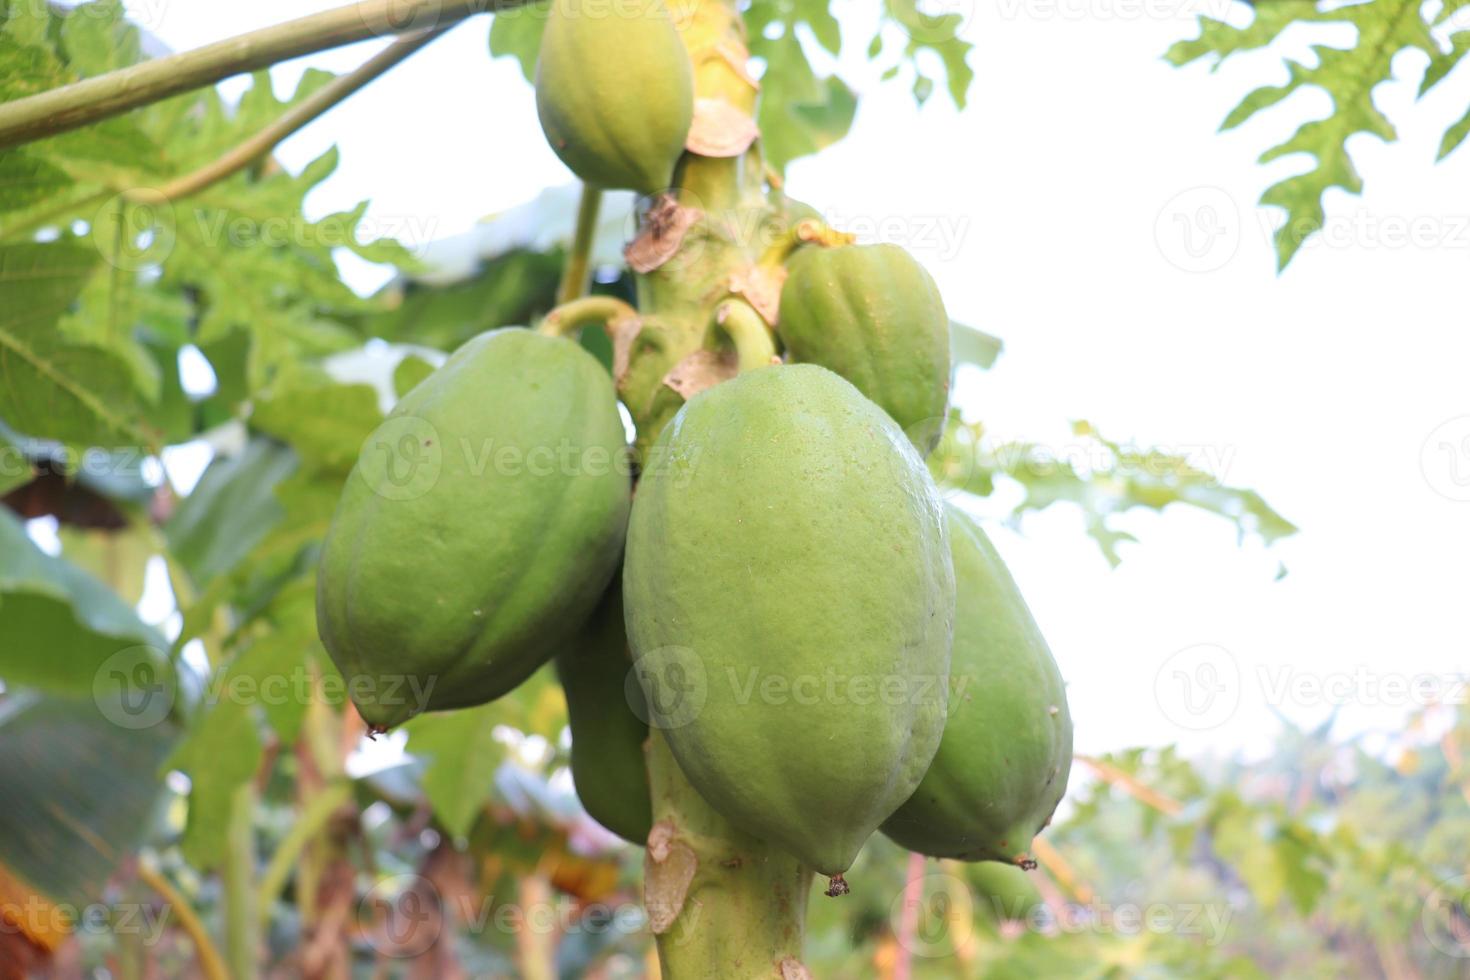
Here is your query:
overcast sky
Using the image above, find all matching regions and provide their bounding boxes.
[120,0,1470,764]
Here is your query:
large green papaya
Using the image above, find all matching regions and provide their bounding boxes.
[776,243,951,454]
[316,328,631,730]
[534,0,694,194]
[555,579,653,846]
[623,365,954,878]
[881,504,1072,865]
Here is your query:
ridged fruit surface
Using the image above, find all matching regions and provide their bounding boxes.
[623,364,954,876]
[316,328,630,729]
[556,580,653,845]
[534,0,693,193]
[881,504,1072,864]
[777,243,951,453]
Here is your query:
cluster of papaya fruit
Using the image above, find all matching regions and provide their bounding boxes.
[315,0,1072,899]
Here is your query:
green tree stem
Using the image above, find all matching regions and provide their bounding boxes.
[556,183,604,305]
[0,0,517,150]
[643,732,814,979]
[222,782,259,980]
[256,779,353,913]
[538,295,637,339]
[136,863,229,980]
[711,300,776,372]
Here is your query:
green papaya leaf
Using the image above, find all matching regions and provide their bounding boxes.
[0,506,170,698]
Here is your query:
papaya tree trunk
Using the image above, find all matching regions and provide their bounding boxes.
[616,3,828,974]
[644,733,814,979]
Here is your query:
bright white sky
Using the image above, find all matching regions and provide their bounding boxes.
[120,0,1470,763]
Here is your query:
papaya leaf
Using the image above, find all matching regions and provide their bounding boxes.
[883,0,974,108]
[405,704,507,840]
[0,7,413,404]
[169,690,262,871]
[393,354,437,398]
[165,439,298,588]
[1167,0,1440,269]
[0,694,176,914]
[0,506,170,698]
[250,378,382,476]
[0,240,158,450]
[489,1,549,83]
[950,320,1002,370]
[931,417,1295,567]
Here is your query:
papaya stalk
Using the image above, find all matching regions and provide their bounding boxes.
[537,296,638,339]
[709,299,777,372]
[613,2,826,976]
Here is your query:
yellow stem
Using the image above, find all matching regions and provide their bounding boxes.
[136,863,229,980]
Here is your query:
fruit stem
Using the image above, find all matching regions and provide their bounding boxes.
[757,218,855,270]
[710,299,777,372]
[643,732,814,979]
[556,182,605,305]
[537,296,637,339]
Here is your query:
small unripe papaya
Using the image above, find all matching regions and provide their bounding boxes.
[623,365,954,877]
[969,862,1045,925]
[534,0,694,194]
[881,505,1072,865]
[316,329,631,729]
[777,243,951,454]
[556,579,653,846]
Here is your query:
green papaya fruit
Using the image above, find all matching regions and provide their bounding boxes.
[881,504,1072,865]
[969,862,1045,925]
[534,0,694,194]
[316,328,631,730]
[555,579,653,846]
[776,243,951,454]
[623,364,955,877]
